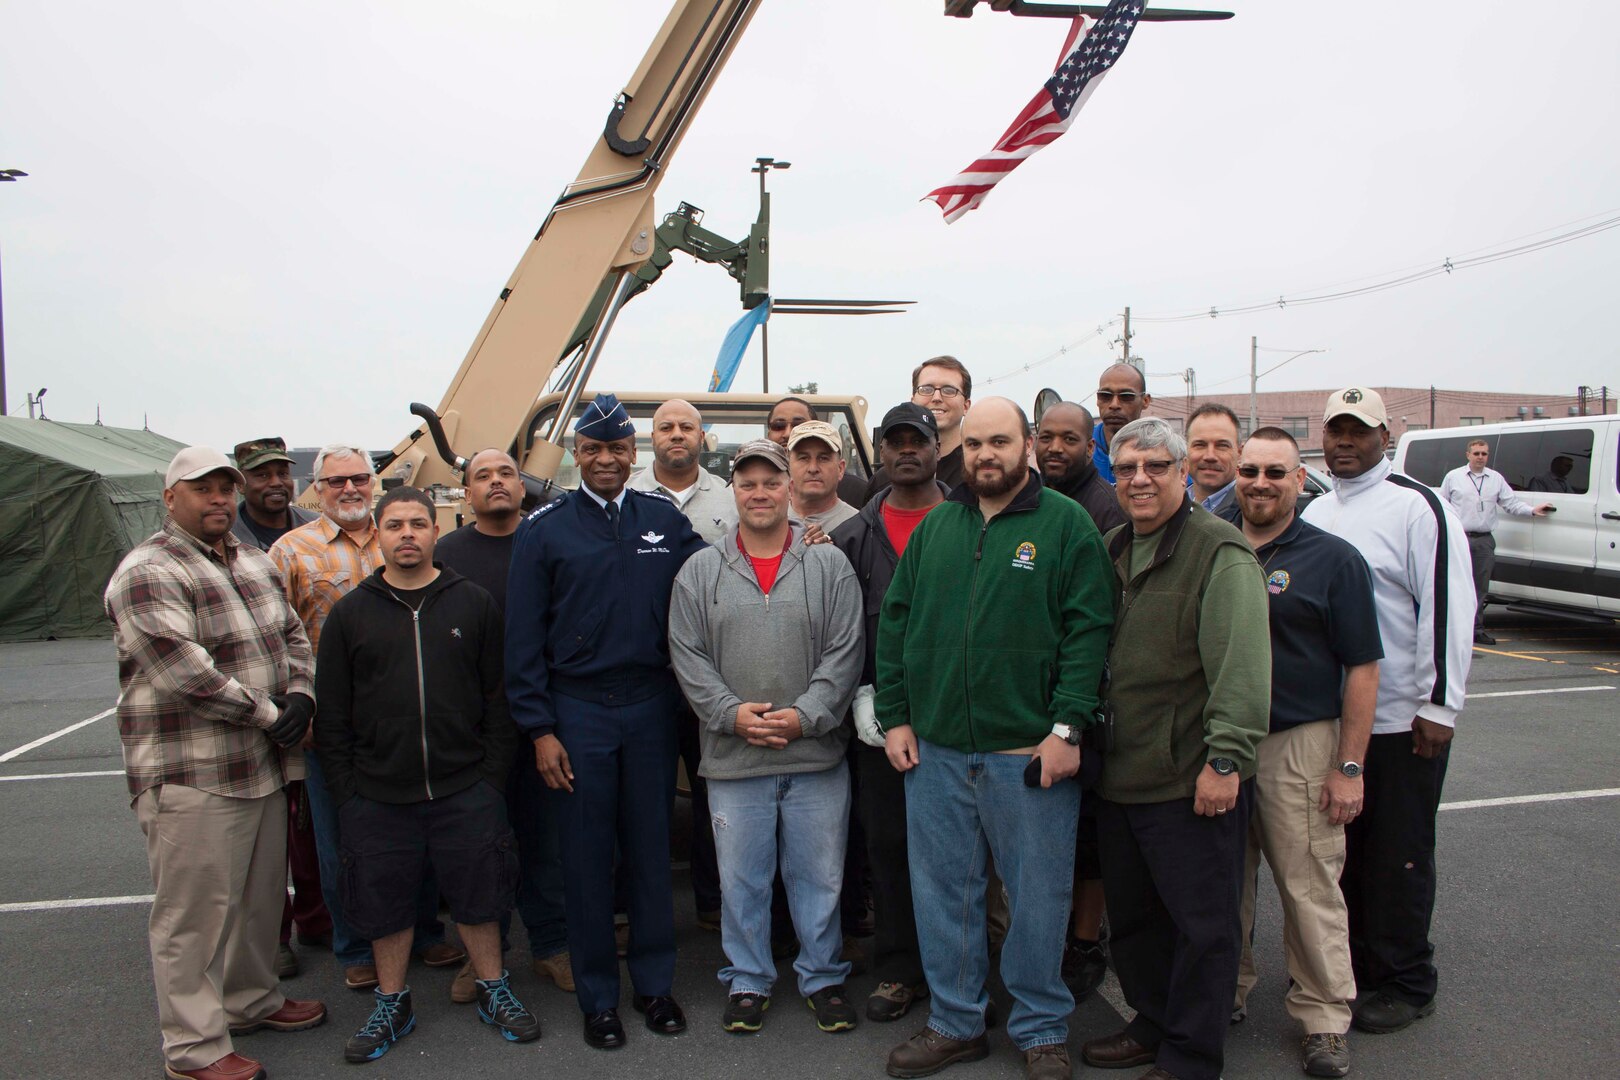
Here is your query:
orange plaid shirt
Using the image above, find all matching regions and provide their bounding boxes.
[269,514,383,653]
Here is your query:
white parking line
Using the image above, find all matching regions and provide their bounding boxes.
[1470,685,1614,699]
[0,770,124,782]
[0,707,116,762]
[1440,788,1620,812]
[0,894,154,914]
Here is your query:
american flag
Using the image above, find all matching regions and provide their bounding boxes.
[925,1,1145,223]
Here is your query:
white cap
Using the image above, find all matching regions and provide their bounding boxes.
[165,446,244,489]
[1323,386,1388,428]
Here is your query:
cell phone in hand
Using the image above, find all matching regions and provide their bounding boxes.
[1024,756,1042,788]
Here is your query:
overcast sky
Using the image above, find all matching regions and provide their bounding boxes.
[4,0,1617,451]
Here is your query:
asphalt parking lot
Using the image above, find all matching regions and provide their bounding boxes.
[2,608,1617,1079]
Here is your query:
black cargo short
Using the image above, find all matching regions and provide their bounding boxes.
[338,779,517,941]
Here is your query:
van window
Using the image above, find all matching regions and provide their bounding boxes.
[1497,429,1592,495]
[1403,435,1480,486]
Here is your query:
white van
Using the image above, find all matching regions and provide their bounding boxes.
[1393,415,1620,622]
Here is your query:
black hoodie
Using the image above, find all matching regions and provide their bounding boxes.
[314,565,515,805]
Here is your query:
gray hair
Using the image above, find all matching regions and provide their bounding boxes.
[311,443,374,481]
[1111,417,1186,462]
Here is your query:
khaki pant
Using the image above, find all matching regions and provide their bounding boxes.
[1234,720,1354,1034]
[136,784,288,1069]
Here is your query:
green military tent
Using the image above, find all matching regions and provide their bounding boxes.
[0,417,187,642]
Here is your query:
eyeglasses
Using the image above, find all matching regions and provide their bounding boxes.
[768,417,810,432]
[1112,459,1176,480]
[1095,390,1140,404]
[914,384,963,399]
[1237,464,1296,481]
[317,473,374,489]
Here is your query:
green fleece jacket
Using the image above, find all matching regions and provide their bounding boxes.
[875,471,1114,751]
[1100,496,1271,803]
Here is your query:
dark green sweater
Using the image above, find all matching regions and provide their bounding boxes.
[1100,497,1271,804]
[875,471,1114,752]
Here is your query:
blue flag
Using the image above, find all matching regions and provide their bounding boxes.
[708,299,771,392]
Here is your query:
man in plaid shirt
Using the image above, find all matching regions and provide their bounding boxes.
[106,446,328,1080]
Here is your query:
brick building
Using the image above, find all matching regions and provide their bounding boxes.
[1143,386,1615,454]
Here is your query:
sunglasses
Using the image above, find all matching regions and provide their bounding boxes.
[317,473,374,489]
[768,417,811,432]
[1237,465,1295,481]
[1113,460,1175,480]
[1095,390,1140,404]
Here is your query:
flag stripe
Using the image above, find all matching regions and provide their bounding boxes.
[924,0,1142,222]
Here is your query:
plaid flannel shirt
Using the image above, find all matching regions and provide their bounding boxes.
[269,515,382,654]
[104,518,315,801]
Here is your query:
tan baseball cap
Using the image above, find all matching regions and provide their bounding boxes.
[786,419,843,454]
[166,446,245,489]
[1323,386,1388,428]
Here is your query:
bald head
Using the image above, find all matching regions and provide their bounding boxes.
[466,447,519,474]
[962,397,1032,503]
[963,396,1030,442]
[1097,363,1151,438]
[1041,401,1093,431]
[651,397,704,477]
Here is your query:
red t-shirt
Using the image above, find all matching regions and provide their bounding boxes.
[881,501,935,557]
[742,529,792,594]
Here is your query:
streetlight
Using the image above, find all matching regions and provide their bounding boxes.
[0,168,27,417]
[1248,337,1327,433]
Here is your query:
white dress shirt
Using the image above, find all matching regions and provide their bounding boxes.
[1438,465,1534,534]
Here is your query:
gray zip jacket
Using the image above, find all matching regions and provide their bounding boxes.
[669,523,863,780]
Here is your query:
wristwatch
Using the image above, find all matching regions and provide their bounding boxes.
[1051,722,1082,746]
[1337,761,1363,779]
[1208,757,1237,776]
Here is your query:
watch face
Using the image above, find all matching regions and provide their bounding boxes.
[1210,757,1236,775]
[1340,762,1362,778]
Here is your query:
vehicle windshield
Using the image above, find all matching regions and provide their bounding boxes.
[531,397,870,491]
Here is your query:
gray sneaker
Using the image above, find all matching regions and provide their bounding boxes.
[1302,1032,1351,1077]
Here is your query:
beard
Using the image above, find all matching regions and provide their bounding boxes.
[331,501,372,525]
[966,461,1021,499]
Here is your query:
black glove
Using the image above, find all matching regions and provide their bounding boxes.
[267,692,314,749]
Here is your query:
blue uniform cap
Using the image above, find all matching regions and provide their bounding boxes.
[576,393,636,442]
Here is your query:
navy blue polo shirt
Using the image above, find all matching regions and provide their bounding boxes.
[1254,514,1384,731]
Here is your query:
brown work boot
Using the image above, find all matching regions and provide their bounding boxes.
[886,1027,990,1078]
[418,941,466,967]
[450,959,479,1004]
[163,1052,265,1080]
[1137,1069,1181,1080]
[1301,1032,1352,1077]
[344,964,380,990]
[1024,1044,1073,1080]
[533,951,576,991]
[228,996,327,1035]
[1080,1031,1157,1069]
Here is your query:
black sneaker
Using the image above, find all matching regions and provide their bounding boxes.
[344,988,415,1063]
[807,984,858,1033]
[722,991,769,1034]
[1061,938,1107,999]
[477,973,541,1043]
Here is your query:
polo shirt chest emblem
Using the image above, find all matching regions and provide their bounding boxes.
[1266,569,1291,595]
[1012,541,1037,571]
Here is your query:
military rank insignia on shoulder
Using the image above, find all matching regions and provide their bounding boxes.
[630,489,674,505]
[525,494,567,522]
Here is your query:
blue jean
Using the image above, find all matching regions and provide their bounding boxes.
[303,750,445,967]
[708,766,851,998]
[906,740,1079,1051]
[499,746,568,959]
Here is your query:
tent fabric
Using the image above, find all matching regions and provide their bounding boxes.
[0,417,186,642]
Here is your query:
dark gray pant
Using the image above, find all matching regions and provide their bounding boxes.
[1466,532,1495,632]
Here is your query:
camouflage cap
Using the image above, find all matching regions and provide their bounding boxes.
[233,436,296,472]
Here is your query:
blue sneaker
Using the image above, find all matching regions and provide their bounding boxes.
[477,972,541,1043]
[344,988,415,1063]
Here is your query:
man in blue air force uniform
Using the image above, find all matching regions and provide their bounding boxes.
[504,395,709,1050]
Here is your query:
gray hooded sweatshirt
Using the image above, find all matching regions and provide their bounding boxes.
[669,523,863,781]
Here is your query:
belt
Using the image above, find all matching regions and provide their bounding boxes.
[550,669,673,707]
[1466,531,1493,537]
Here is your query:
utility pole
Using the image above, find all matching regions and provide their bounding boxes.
[1121,307,1132,365]
[0,168,27,415]
[1577,385,1589,416]
[1248,336,1258,435]
[1429,385,1436,428]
